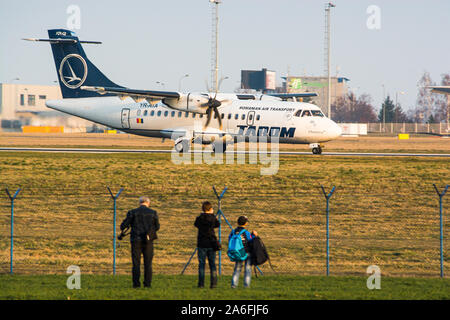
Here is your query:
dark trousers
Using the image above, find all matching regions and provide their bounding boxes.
[131,240,154,287]
[197,247,217,288]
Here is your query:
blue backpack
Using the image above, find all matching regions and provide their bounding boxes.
[227,229,248,262]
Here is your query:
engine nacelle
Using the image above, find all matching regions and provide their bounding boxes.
[163,93,210,114]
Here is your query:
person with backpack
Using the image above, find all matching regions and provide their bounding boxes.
[194,201,220,288]
[228,216,258,288]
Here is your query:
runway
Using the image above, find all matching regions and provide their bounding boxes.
[1,147,450,157]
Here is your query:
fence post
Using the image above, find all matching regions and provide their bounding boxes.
[5,188,21,275]
[213,186,229,276]
[321,185,336,276]
[107,187,123,275]
[433,184,448,278]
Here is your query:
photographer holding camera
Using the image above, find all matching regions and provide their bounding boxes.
[120,196,160,288]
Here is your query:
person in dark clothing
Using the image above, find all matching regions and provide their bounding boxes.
[194,201,220,288]
[120,196,160,288]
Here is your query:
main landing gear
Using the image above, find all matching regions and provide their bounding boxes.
[174,139,190,153]
[309,143,323,155]
[174,139,227,154]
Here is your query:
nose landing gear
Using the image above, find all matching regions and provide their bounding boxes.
[309,143,323,155]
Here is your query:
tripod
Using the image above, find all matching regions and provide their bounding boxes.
[181,186,263,276]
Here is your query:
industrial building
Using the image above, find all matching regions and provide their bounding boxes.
[282,75,350,110]
[240,68,277,93]
[240,69,350,112]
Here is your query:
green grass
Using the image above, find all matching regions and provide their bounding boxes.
[0,274,448,300]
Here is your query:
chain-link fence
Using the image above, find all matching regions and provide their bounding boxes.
[367,122,450,135]
[0,184,448,278]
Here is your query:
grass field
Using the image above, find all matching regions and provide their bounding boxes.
[0,133,449,279]
[0,274,449,300]
[0,149,448,277]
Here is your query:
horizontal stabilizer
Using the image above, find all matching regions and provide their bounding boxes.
[22,38,102,44]
[81,86,180,100]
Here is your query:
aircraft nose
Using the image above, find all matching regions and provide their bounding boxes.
[328,121,342,138]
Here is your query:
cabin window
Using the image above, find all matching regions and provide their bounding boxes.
[143,110,148,116]
[221,113,224,119]
[228,114,232,120]
[192,113,196,118]
[311,110,324,117]
[235,114,239,120]
[171,111,175,117]
[248,114,253,121]
[241,114,246,120]
[157,111,162,117]
[178,111,182,118]
[199,114,204,118]
[302,110,311,117]
[294,110,302,117]
[164,111,168,117]
[150,110,155,116]
[185,112,189,118]
[256,114,260,121]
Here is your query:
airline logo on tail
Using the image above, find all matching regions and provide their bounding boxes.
[58,54,88,89]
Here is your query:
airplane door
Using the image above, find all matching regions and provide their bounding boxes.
[247,111,255,126]
[121,108,130,129]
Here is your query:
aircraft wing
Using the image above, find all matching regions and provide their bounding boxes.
[267,93,318,100]
[427,86,450,94]
[81,86,180,101]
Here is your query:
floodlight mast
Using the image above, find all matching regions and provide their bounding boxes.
[210,0,221,93]
[324,2,335,119]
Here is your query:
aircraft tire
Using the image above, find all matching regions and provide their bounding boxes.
[175,140,190,153]
[312,147,322,155]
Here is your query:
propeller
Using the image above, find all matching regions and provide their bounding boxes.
[201,76,230,130]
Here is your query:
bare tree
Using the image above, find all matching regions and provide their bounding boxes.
[331,92,378,123]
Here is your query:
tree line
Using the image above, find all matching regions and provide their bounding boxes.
[330,71,449,123]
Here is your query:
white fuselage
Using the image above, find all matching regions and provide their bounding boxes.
[46,95,342,144]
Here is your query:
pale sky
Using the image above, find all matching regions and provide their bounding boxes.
[1,0,449,111]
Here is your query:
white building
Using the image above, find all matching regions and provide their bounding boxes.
[0,83,95,131]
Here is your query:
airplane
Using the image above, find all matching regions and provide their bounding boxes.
[24,29,342,154]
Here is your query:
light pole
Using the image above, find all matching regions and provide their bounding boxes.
[382,84,386,131]
[178,74,189,91]
[210,0,221,93]
[325,2,335,119]
[395,91,405,123]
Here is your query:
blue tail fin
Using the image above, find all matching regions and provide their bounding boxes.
[48,29,122,98]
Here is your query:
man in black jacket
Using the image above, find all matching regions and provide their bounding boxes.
[120,196,160,288]
[194,201,220,288]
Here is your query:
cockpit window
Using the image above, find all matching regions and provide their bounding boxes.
[311,110,324,117]
[302,110,311,117]
[294,109,302,117]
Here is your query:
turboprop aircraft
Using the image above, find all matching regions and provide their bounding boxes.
[24,29,342,154]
